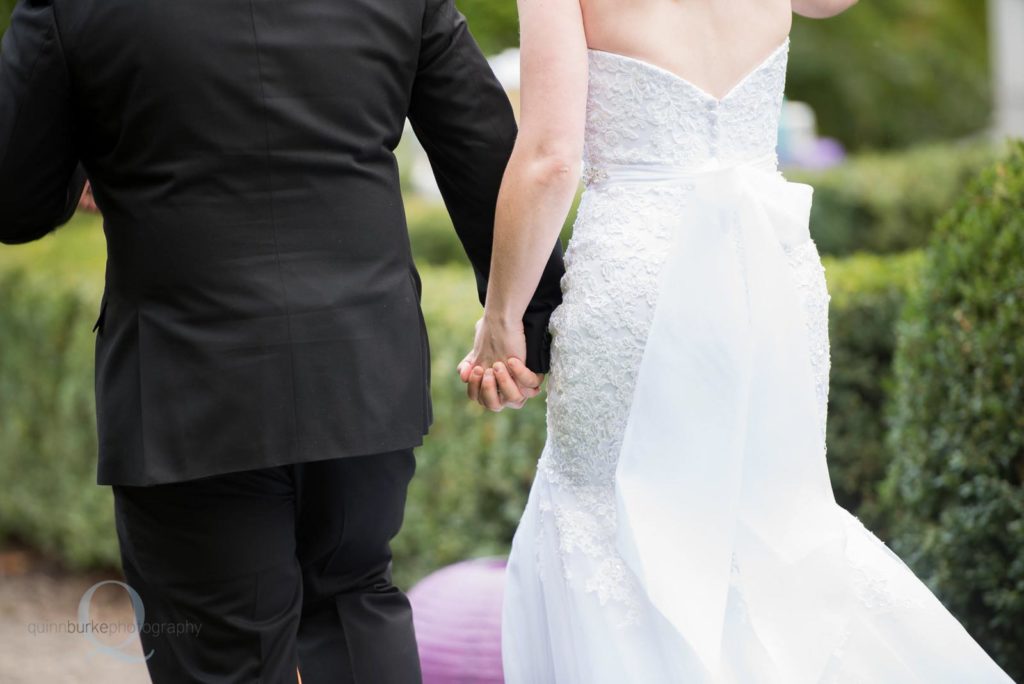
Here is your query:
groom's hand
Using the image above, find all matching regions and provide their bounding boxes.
[457,317,544,411]
[458,356,543,412]
[473,358,543,412]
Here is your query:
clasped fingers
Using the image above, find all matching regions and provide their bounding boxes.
[463,357,544,412]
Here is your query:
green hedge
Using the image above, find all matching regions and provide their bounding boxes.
[0,213,921,587]
[392,265,547,586]
[406,193,579,268]
[406,143,994,267]
[884,142,1024,678]
[0,267,116,568]
[0,0,13,38]
[0,216,547,587]
[822,250,922,532]
[793,142,995,256]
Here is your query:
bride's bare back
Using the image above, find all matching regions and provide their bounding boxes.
[580,0,792,100]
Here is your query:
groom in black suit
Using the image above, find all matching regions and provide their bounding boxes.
[0,0,563,681]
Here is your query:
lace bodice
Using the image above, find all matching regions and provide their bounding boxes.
[583,39,789,172]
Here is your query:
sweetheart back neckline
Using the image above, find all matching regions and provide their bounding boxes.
[587,37,789,105]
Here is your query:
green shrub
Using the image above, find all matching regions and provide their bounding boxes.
[0,224,926,590]
[406,198,465,267]
[406,192,580,267]
[884,142,1024,678]
[455,0,519,56]
[407,142,994,267]
[0,268,117,569]
[391,265,546,587]
[0,0,14,38]
[791,142,995,256]
[823,250,922,532]
[788,0,990,151]
[0,217,544,587]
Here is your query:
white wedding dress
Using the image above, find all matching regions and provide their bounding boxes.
[502,38,1013,683]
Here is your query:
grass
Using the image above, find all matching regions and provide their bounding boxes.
[0,213,106,297]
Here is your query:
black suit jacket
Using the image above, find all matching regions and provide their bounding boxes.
[0,0,564,485]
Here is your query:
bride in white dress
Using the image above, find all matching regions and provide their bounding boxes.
[457,0,1014,681]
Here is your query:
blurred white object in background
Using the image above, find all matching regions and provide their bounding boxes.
[408,120,443,200]
[778,99,846,170]
[990,0,1024,138]
[488,48,522,92]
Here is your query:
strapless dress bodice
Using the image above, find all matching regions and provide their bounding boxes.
[583,39,789,175]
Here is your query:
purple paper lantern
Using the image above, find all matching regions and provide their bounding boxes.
[409,557,507,683]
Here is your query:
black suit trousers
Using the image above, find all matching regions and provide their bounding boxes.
[113,450,421,684]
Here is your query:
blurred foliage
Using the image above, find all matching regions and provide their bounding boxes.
[406,197,464,267]
[0,266,115,569]
[392,265,548,587]
[0,144,1006,580]
[0,0,12,38]
[0,211,107,282]
[456,0,519,56]
[407,191,579,267]
[409,142,994,265]
[788,0,990,150]
[0,218,547,585]
[0,212,926,588]
[822,250,923,533]
[884,142,1024,679]
[456,0,991,151]
[791,142,997,256]
[1,0,991,150]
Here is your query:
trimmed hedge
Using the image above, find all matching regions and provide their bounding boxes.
[0,0,14,38]
[392,265,547,586]
[0,213,921,588]
[406,192,580,267]
[822,250,922,532]
[406,144,994,267]
[0,216,548,586]
[0,267,116,568]
[792,142,995,256]
[884,142,1024,678]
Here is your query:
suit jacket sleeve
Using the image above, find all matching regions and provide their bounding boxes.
[0,0,86,245]
[408,0,565,373]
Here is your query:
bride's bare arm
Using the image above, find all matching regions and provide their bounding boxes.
[792,0,858,19]
[460,0,589,406]
[484,0,588,325]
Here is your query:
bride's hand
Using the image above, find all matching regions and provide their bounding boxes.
[457,317,544,411]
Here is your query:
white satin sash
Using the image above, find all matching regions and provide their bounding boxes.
[605,157,847,678]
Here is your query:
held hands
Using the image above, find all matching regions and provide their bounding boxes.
[457,316,544,412]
